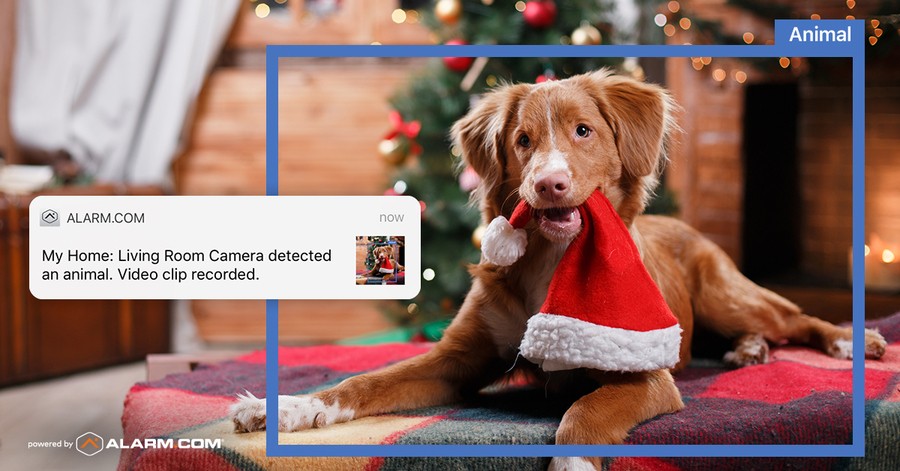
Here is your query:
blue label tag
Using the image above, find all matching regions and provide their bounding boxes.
[774,19,862,56]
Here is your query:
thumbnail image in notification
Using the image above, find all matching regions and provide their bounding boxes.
[29,196,421,300]
[356,236,405,285]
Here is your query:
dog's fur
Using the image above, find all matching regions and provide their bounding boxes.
[232,70,886,469]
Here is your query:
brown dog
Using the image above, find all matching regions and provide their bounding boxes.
[232,70,886,470]
[368,245,403,281]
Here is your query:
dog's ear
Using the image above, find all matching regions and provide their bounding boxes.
[451,83,529,218]
[584,71,675,178]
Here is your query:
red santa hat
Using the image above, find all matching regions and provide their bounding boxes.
[378,260,394,274]
[481,189,682,372]
[376,254,394,274]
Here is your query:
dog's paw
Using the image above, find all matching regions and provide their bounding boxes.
[277,395,355,432]
[548,457,599,471]
[826,328,887,360]
[865,329,887,359]
[231,392,267,433]
[230,392,356,433]
[723,333,769,367]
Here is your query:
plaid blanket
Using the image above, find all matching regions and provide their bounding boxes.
[119,314,900,470]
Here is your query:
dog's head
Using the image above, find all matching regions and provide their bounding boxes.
[451,69,676,242]
[373,246,392,262]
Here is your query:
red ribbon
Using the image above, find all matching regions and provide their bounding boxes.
[384,111,421,140]
[384,111,422,155]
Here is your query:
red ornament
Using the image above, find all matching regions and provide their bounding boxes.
[536,72,558,83]
[442,39,474,72]
[523,1,557,29]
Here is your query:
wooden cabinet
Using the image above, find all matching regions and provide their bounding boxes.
[0,186,170,386]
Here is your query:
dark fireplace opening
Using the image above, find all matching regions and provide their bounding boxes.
[740,82,802,283]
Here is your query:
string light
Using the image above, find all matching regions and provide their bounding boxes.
[515,1,526,12]
[391,8,406,23]
[869,35,878,45]
[668,1,680,13]
[712,68,726,82]
[486,75,498,87]
[790,57,802,69]
[254,3,270,18]
[679,18,692,30]
[664,24,676,36]
[875,28,883,37]
[407,303,419,314]
[734,70,747,83]
[654,14,667,27]
[846,0,856,9]
[871,19,881,28]
[779,57,790,68]
[810,13,821,20]
[846,15,855,20]
[701,57,712,65]
[406,10,419,24]
[743,32,754,44]
[423,269,436,281]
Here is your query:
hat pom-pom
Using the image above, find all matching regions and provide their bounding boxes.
[481,216,527,266]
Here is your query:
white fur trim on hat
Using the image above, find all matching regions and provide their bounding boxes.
[519,313,682,372]
[481,216,527,266]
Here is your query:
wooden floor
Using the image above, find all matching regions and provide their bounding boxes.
[0,362,145,471]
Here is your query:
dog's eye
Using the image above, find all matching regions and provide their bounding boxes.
[517,134,531,148]
[576,124,592,138]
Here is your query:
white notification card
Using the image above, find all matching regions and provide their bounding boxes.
[29,196,421,300]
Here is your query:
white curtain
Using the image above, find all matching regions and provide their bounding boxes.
[10,0,240,184]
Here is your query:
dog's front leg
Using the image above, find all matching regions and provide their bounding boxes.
[549,369,683,471]
[232,301,504,433]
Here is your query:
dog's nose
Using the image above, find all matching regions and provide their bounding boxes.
[534,173,570,201]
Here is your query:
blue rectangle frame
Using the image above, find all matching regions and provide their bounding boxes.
[265,20,866,458]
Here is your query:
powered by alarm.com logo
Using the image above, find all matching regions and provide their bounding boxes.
[76,432,103,456]
[27,432,222,456]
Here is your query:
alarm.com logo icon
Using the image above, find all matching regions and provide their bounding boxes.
[75,432,103,456]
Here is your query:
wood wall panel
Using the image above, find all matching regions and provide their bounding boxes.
[177,59,427,344]
[192,300,392,344]
[177,62,426,197]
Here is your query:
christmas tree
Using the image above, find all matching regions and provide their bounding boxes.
[379,0,674,330]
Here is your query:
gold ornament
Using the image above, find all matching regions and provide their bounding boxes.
[571,23,602,45]
[472,224,486,249]
[378,138,407,165]
[435,0,462,25]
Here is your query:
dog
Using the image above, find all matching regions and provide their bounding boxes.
[232,70,886,470]
[368,245,403,281]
